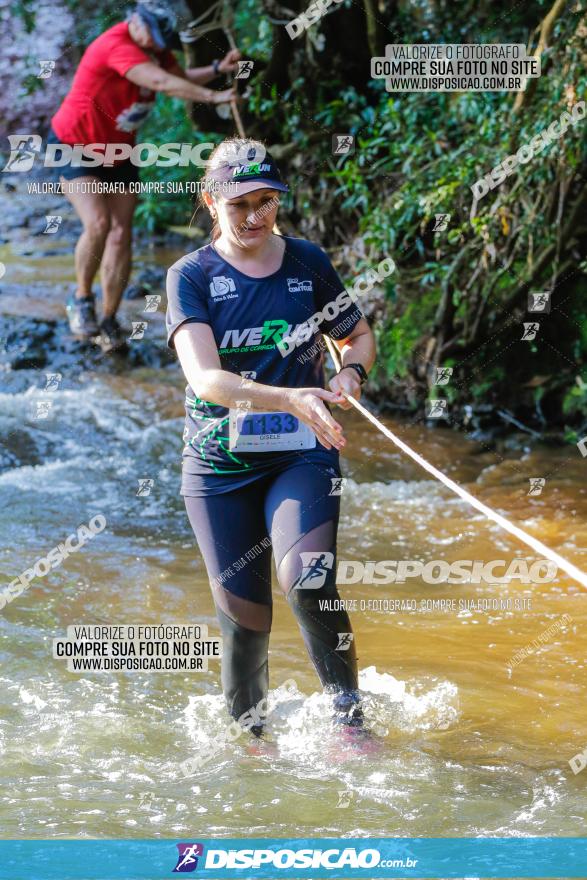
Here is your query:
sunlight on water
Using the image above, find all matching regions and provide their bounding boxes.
[1,361,587,841]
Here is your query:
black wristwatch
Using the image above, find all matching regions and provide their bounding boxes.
[212,59,221,75]
[340,363,368,385]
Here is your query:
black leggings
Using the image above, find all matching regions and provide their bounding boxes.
[184,459,359,726]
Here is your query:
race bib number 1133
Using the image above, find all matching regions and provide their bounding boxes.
[228,410,317,452]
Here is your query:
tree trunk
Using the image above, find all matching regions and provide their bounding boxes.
[512,0,569,113]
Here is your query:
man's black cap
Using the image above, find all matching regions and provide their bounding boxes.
[136,2,181,50]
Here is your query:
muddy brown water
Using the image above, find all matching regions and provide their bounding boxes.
[0,189,586,850]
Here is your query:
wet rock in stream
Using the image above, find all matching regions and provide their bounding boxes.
[0,313,175,375]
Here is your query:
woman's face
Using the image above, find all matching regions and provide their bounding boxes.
[213,188,280,249]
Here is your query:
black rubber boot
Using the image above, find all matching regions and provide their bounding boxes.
[215,605,270,733]
[286,586,362,726]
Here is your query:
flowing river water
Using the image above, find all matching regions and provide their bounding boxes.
[0,192,586,848]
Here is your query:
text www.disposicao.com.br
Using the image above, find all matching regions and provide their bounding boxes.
[70,657,202,671]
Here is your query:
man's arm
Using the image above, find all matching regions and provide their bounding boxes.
[125,61,234,104]
[167,49,242,85]
[166,61,216,86]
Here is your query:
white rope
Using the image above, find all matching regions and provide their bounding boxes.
[180,1,224,43]
[323,335,587,590]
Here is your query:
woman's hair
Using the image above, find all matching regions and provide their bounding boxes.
[198,137,275,241]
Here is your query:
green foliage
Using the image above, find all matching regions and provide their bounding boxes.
[563,382,587,420]
[241,2,586,425]
[11,0,35,33]
[377,288,438,380]
[65,0,124,45]
[49,0,585,427]
[20,71,44,96]
[135,94,220,231]
[233,0,274,58]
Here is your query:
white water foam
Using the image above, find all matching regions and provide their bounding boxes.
[179,667,459,781]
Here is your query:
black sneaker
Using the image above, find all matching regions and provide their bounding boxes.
[66,293,99,338]
[332,690,364,727]
[96,315,128,353]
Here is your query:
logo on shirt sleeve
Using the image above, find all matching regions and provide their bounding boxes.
[287,277,313,293]
[209,276,238,301]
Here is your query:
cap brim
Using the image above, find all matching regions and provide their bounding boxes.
[138,11,167,49]
[225,179,289,198]
[150,26,167,50]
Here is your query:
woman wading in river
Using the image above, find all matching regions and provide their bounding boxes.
[166,138,375,733]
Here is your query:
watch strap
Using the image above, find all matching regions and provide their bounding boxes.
[341,363,368,385]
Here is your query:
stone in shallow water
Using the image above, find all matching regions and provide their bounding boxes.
[1,313,175,374]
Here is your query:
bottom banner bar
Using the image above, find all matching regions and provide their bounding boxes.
[0,837,586,879]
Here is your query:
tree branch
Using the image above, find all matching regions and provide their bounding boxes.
[512,0,569,113]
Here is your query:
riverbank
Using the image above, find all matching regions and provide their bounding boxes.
[2,158,587,847]
[0,169,580,451]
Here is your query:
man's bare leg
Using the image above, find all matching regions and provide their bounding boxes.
[100,189,137,319]
[60,176,111,299]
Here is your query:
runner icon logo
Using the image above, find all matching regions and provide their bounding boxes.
[434,366,453,385]
[569,746,587,775]
[528,478,546,496]
[173,843,204,873]
[44,372,62,391]
[235,60,254,79]
[34,400,53,420]
[137,791,156,811]
[433,213,451,231]
[43,215,62,234]
[2,134,43,173]
[37,60,56,79]
[329,477,346,496]
[332,134,355,155]
[336,789,355,807]
[144,294,161,312]
[137,479,155,497]
[528,291,551,313]
[521,322,539,341]
[129,321,148,340]
[336,632,354,651]
[426,399,448,418]
[296,551,334,589]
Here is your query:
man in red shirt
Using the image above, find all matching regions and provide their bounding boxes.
[50,1,241,351]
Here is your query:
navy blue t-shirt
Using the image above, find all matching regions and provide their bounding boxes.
[166,236,363,496]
